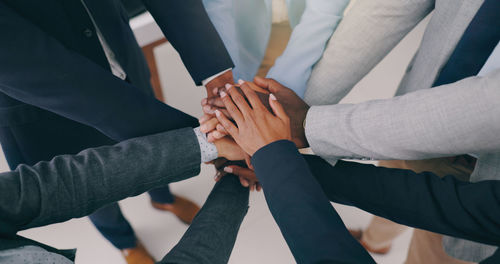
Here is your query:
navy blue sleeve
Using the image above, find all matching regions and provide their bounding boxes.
[142,0,234,85]
[252,140,374,264]
[304,156,500,248]
[0,2,198,142]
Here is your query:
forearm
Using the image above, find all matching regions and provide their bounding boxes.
[0,128,201,233]
[161,176,249,264]
[268,0,349,98]
[305,156,500,246]
[252,141,374,264]
[306,69,500,161]
[305,0,433,105]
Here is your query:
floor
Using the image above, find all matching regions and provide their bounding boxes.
[13,14,431,264]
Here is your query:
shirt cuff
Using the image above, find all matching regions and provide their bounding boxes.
[201,68,232,86]
[193,127,218,163]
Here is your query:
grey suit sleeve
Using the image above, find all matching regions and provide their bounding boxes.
[306,0,433,105]
[0,128,201,234]
[160,176,249,264]
[305,69,500,160]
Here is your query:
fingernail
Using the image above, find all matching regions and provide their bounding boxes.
[201,98,207,105]
[238,79,245,85]
[220,91,227,98]
[215,110,221,117]
[203,105,214,114]
[225,83,232,90]
[224,167,233,173]
[213,88,218,95]
[270,93,277,101]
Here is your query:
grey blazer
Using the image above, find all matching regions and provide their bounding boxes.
[304,0,500,261]
[0,128,249,264]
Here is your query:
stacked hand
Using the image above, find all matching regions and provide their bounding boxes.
[200,77,310,189]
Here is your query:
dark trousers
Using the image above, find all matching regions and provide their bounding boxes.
[0,110,174,249]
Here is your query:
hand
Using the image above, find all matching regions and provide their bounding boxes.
[206,77,310,148]
[252,77,310,148]
[213,158,261,192]
[204,70,234,102]
[214,136,246,161]
[214,82,292,156]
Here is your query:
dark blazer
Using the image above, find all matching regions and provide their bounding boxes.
[252,140,500,263]
[0,0,233,167]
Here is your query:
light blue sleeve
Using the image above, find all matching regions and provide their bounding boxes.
[202,0,242,78]
[267,0,350,98]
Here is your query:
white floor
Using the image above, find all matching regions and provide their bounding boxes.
[13,14,431,264]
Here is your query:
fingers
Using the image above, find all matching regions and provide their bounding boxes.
[240,81,267,111]
[225,84,252,117]
[241,79,270,94]
[215,109,239,140]
[224,165,258,182]
[219,87,245,124]
[200,117,219,133]
[269,93,289,123]
[207,97,225,108]
[254,76,280,94]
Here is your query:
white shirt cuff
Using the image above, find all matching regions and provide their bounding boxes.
[201,68,232,86]
[193,127,218,162]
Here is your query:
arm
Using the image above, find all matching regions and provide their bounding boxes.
[0,3,197,141]
[141,0,234,85]
[305,156,500,247]
[0,128,201,235]
[305,69,500,161]
[160,176,249,264]
[305,0,433,105]
[252,141,374,264]
[267,0,350,98]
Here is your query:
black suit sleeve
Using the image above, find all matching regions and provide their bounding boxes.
[252,140,375,264]
[304,156,500,248]
[142,0,234,85]
[0,3,197,142]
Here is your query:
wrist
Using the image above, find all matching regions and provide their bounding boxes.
[205,70,234,95]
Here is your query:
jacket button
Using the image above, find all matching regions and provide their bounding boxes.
[83,28,93,38]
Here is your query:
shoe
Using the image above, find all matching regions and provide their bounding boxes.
[348,229,392,255]
[151,195,200,224]
[121,241,155,264]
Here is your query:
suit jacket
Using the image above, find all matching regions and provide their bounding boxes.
[202,0,349,97]
[0,128,249,264]
[304,0,500,260]
[251,140,500,263]
[0,0,233,168]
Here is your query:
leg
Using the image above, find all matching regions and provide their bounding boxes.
[88,203,137,250]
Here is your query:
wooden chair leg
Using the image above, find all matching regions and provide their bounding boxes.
[142,38,168,102]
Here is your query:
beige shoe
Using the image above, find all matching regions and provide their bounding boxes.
[349,229,392,255]
[121,241,155,264]
[151,195,200,225]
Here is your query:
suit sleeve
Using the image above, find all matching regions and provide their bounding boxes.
[267,0,350,98]
[142,0,234,85]
[305,69,500,161]
[304,156,500,247]
[305,0,433,105]
[252,140,374,264]
[0,128,201,235]
[0,2,198,142]
[161,176,249,264]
